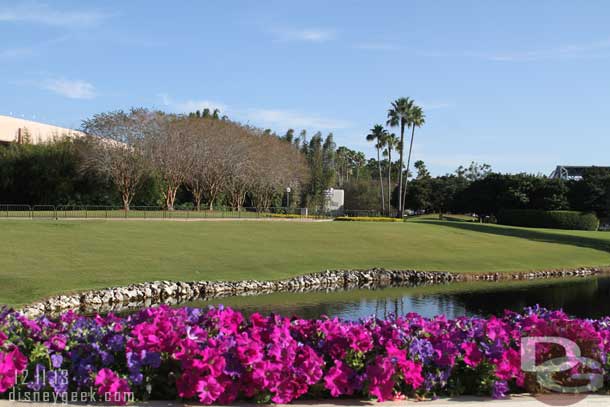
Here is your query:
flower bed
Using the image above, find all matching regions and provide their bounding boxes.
[0,305,609,404]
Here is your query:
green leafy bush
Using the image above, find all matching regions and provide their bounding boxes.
[497,209,599,231]
[335,216,404,222]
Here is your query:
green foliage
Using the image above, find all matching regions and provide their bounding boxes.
[0,140,117,205]
[343,180,381,210]
[460,174,570,216]
[455,162,492,181]
[300,132,336,209]
[497,209,600,231]
[335,216,403,222]
[568,168,610,218]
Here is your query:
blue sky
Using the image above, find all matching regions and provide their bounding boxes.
[1,1,609,175]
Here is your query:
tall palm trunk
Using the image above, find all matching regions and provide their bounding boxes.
[397,122,405,218]
[401,125,416,214]
[387,147,392,215]
[377,146,385,214]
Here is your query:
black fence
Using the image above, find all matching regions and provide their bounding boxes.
[0,205,337,220]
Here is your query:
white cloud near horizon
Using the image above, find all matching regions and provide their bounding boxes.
[420,151,558,174]
[0,2,109,27]
[413,36,610,62]
[159,94,227,114]
[42,78,96,99]
[271,28,335,43]
[489,37,610,62]
[244,109,351,130]
[159,94,350,131]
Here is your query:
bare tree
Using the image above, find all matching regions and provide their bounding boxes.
[223,127,256,210]
[184,118,235,210]
[84,108,311,212]
[249,132,309,211]
[145,114,196,210]
[81,109,152,210]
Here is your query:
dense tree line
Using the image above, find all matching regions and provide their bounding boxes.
[1,102,608,220]
[1,109,309,211]
[400,163,610,220]
[0,139,117,205]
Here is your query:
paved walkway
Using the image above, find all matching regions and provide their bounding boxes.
[2,394,610,406]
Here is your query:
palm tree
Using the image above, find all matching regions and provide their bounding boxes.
[383,133,399,214]
[367,124,388,213]
[353,151,366,181]
[387,97,414,217]
[401,105,426,213]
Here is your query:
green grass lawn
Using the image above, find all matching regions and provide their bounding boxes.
[1,218,610,306]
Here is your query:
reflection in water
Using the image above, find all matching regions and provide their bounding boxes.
[189,276,610,320]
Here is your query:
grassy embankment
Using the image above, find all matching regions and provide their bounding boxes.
[1,218,609,306]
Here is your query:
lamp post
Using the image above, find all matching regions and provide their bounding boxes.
[286,187,291,210]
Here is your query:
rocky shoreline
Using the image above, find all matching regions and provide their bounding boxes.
[19,267,606,317]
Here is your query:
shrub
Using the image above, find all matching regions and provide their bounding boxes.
[269,213,304,219]
[497,209,599,231]
[1,305,609,403]
[335,216,403,222]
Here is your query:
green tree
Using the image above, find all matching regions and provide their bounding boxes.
[455,161,492,181]
[282,129,295,143]
[383,133,399,213]
[401,105,425,213]
[414,160,430,179]
[569,168,610,218]
[344,180,381,211]
[386,97,414,217]
[352,151,366,181]
[302,132,336,209]
[366,124,388,212]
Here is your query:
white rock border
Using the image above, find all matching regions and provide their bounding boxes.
[18,267,604,318]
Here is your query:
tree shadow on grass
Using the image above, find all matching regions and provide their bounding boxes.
[418,220,610,255]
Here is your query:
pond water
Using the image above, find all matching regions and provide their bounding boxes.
[186,275,610,320]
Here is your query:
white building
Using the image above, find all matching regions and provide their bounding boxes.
[324,188,345,215]
[0,115,84,145]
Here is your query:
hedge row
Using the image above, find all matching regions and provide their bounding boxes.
[334,216,404,222]
[497,209,599,231]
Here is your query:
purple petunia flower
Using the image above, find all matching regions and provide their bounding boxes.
[51,353,63,368]
[107,334,125,352]
[409,338,435,363]
[492,380,510,399]
[48,369,69,395]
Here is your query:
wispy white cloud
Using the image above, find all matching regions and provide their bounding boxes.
[489,38,610,61]
[0,2,109,27]
[42,78,96,99]
[353,42,400,51]
[159,94,227,114]
[244,108,351,130]
[0,35,70,60]
[271,28,335,43]
[158,94,350,131]
[413,37,610,62]
[0,47,33,58]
